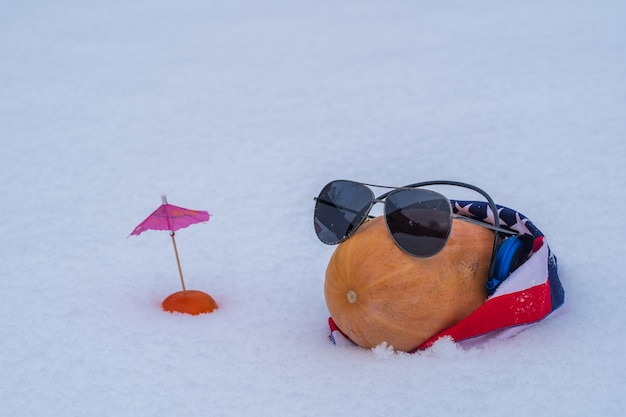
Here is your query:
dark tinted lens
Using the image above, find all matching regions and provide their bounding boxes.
[384,189,452,257]
[314,180,374,244]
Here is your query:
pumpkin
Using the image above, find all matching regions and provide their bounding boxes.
[324,216,494,352]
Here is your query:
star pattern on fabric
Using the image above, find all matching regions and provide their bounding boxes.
[451,200,541,239]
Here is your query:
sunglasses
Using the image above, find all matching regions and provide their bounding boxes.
[314,180,518,275]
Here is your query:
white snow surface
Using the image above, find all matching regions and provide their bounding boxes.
[1,1,625,416]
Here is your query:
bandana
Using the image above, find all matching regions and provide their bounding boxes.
[327,201,565,351]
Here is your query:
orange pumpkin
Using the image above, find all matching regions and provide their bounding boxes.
[324,216,494,352]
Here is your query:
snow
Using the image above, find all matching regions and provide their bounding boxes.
[1,0,624,415]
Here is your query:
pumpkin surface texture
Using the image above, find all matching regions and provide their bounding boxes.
[324,216,495,352]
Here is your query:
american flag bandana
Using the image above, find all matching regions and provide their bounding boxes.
[327,200,565,351]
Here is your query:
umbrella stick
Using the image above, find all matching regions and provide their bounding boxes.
[170,232,186,292]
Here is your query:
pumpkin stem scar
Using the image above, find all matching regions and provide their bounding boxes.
[347,290,359,304]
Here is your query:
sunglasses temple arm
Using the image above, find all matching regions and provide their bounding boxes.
[453,215,518,235]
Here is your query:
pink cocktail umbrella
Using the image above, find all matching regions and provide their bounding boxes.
[130,195,217,314]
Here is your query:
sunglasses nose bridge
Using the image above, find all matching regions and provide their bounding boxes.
[369,198,386,215]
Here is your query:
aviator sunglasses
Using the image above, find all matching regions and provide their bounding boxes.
[314,180,518,276]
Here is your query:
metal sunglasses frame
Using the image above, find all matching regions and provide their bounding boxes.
[314,179,518,279]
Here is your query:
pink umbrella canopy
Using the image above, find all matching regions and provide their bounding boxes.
[130,195,210,293]
[131,195,210,236]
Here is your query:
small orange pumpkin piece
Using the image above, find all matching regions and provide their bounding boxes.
[324,216,494,352]
[162,290,218,315]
